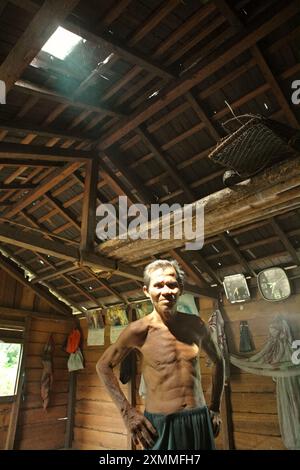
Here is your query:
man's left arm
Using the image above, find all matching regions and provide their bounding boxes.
[200,322,225,436]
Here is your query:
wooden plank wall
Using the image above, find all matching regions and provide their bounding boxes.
[0,267,72,450]
[73,320,128,450]
[199,280,300,450]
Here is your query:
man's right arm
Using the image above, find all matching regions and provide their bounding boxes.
[96,321,156,448]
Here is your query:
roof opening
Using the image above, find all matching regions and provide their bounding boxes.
[41,26,84,60]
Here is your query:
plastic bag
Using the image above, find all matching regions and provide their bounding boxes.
[67,348,84,372]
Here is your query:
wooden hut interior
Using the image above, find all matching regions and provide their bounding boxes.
[0,0,299,451]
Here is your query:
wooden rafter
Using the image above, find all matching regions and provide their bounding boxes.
[4,162,82,219]
[219,232,257,277]
[0,142,94,162]
[136,127,195,202]
[270,217,300,266]
[0,251,72,316]
[98,2,298,149]
[0,0,79,92]
[0,223,143,281]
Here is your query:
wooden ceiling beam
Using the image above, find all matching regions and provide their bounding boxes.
[80,158,98,252]
[0,119,93,146]
[0,250,72,316]
[0,0,79,92]
[136,126,195,203]
[4,162,82,219]
[0,158,64,167]
[186,92,221,141]
[0,142,94,162]
[15,79,121,119]
[0,223,142,281]
[104,148,154,204]
[65,21,174,81]
[251,45,299,128]
[214,0,299,128]
[45,193,81,232]
[0,183,37,191]
[219,232,257,277]
[98,2,298,149]
[82,266,127,304]
[270,217,300,266]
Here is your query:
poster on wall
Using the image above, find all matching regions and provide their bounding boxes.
[85,310,105,346]
[107,306,128,344]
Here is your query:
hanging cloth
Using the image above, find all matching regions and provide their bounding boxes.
[239,320,255,353]
[208,309,230,381]
[230,315,300,449]
[41,334,55,410]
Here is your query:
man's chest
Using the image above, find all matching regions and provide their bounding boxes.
[140,327,199,367]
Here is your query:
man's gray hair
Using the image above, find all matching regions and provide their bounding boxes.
[143,259,185,290]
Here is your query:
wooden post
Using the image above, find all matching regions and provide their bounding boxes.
[80,157,99,253]
[5,316,31,450]
[64,371,77,449]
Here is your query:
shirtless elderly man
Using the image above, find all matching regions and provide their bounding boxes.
[96,259,224,450]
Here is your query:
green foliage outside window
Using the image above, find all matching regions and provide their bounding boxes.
[0,343,22,396]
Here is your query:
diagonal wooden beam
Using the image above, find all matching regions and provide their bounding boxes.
[251,46,299,128]
[98,2,299,149]
[214,0,299,129]
[186,92,221,141]
[220,232,257,277]
[65,20,175,81]
[0,0,79,92]
[0,223,143,281]
[44,193,81,232]
[170,249,219,297]
[104,148,154,203]
[136,127,195,202]
[4,162,82,219]
[270,217,300,265]
[0,250,72,316]
[191,251,223,285]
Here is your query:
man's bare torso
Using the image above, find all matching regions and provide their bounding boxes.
[136,312,206,414]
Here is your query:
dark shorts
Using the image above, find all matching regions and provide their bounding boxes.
[144,405,216,450]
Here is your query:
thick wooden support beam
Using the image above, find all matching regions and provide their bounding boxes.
[0,0,79,92]
[0,118,93,146]
[97,156,300,262]
[0,183,37,190]
[0,142,94,162]
[0,223,143,281]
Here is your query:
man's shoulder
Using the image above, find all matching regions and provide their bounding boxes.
[126,315,151,337]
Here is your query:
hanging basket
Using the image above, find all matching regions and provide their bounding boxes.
[209,115,298,179]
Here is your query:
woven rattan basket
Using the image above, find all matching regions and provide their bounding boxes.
[209,115,297,179]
